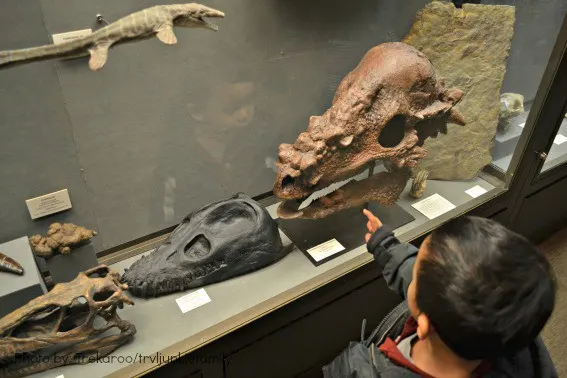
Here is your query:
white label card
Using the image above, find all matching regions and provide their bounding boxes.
[307,239,345,262]
[465,185,488,198]
[554,134,567,145]
[52,29,92,45]
[411,193,456,220]
[26,189,72,220]
[55,375,64,378]
[176,289,211,314]
[518,122,525,128]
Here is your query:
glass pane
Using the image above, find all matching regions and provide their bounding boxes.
[541,110,567,173]
[0,0,565,256]
[490,0,567,174]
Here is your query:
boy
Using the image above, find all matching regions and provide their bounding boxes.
[323,210,557,377]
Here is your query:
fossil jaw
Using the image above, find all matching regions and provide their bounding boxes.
[278,169,412,220]
[123,258,226,298]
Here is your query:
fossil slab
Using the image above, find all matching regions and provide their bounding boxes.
[403,1,515,180]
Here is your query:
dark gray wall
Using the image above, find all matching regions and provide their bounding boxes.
[485,0,567,101]
[0,0,100,250]
[0,0,565,251]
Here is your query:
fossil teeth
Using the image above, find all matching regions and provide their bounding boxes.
[299,176,356,210]
[277,200,303,220]
[339,135,354,147]
[0,252,24,275]
[448,108,466,126]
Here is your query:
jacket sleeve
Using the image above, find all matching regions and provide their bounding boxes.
[366,225,418,300]
[532,336,558,378]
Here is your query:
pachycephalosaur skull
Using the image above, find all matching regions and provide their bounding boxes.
[0,265,135,378]
[273,42,465,219]
[122,193,289,298]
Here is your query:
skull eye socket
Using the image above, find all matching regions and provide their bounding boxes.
[378,115,406,148]
[184,234,211,259]
[93,290,115,302]
[281,175,295,190]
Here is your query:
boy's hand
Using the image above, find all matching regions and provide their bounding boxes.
[363,209,383,242]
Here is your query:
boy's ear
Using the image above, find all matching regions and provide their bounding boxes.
[187,103,206,122]
[416,313,432,340]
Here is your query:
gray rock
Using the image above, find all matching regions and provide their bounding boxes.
[499,93,525,133]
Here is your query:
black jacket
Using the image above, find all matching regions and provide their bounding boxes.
[322,225,558,377]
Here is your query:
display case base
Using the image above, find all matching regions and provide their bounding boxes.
[43,242,99,284]
[0,237,47,318]
[277,202,414,266]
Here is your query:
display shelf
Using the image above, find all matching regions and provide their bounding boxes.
[30,175,498,378]
[492,107,567,173]
[492,109,530,172]
[541,116,567,172]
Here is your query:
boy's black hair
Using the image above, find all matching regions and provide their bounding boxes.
[416,216,556,360]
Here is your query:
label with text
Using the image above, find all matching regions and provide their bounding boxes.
[52,29,92,45]
[554,134,567,145]
[26,189,72,219]
[411,193,456,220]
[307,239,345,262]
[176,289,211,314]
[465,185,488,198]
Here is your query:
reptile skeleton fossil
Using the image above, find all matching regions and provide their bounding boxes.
[0,3,224,71]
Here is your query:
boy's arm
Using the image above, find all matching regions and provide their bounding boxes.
[366,224,418,300]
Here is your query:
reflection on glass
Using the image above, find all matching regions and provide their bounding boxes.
[540,111,567,173]
[489,0,567,174]
[149,77,258,226]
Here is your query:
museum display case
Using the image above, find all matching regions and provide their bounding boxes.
[1,1,567,377]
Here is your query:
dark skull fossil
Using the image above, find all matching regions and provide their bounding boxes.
[122,193,289,298]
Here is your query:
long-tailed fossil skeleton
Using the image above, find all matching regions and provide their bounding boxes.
[0,3,224,71]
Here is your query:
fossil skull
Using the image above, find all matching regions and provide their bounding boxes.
[273,42,465,219]
[0,265,135,378]
[122,193,289,298]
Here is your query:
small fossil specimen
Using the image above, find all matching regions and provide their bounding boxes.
[410,170,430,199]
[498,93,524,132]
[0,265,135,378]
[0,252,24,275]
[29,223,97,258]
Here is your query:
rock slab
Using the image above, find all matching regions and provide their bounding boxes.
[403,1,515,180]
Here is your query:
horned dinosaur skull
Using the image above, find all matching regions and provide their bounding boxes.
[122,193,289,298]
[0,265,135,378]
[273,42,466,219]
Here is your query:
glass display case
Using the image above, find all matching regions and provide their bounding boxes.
[0,1,566,377]
[540,111,567,173]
